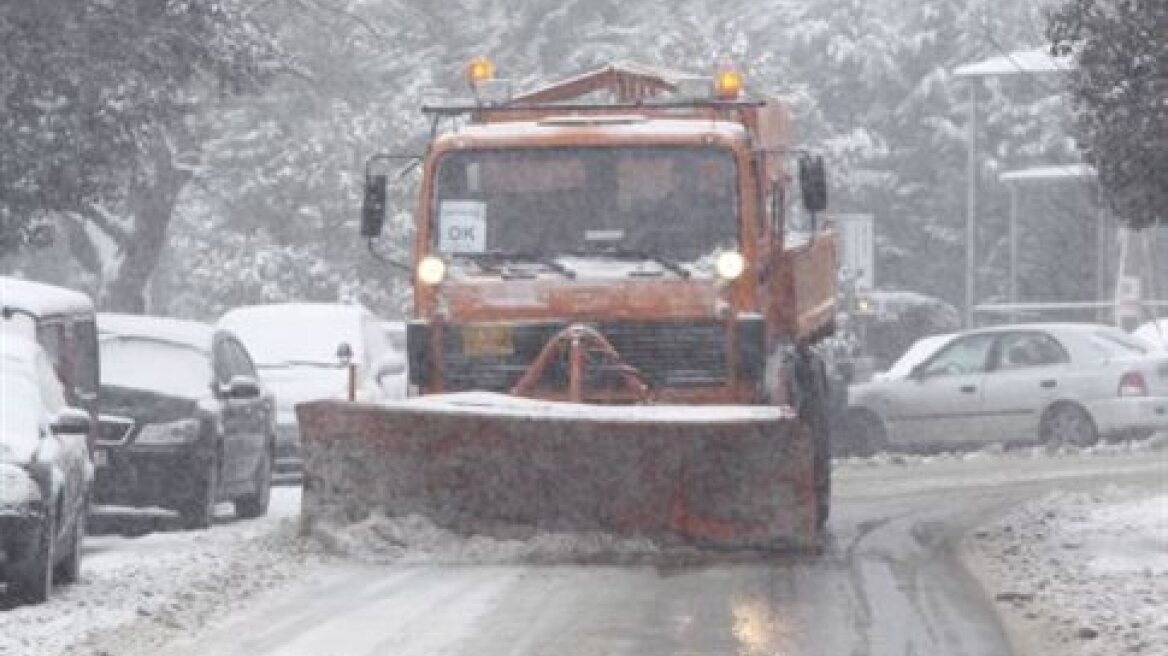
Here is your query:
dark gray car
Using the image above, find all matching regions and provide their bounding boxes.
[94,314,275,529]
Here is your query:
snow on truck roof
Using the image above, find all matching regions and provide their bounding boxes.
[443,118,750,145]
[0,276,94,318]
[98,313,214,351]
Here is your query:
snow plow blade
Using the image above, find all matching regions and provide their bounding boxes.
[298,393,819,550]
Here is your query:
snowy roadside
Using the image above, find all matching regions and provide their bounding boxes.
[963,486,1168,656]
[833,431,1168,471]
[0,488,320,656]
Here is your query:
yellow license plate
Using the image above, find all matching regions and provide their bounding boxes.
[462,325,514,357]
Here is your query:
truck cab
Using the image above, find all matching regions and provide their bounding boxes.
[364,62,835,407]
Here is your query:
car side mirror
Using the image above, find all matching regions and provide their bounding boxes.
[51,407,93,436]
[220,375,262,400]
[360,173,389,238]
[376,352,406,381]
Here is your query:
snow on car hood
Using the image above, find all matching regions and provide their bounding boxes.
[0,432,37,466]
[259,366,349,412]
[0,372,47,465]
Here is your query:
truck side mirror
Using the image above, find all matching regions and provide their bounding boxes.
[361,173,389,238]
[798,155,827,214]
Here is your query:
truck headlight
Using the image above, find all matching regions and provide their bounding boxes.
[135,418,202,445]
[715,250,745,280]
[417,256,446,285]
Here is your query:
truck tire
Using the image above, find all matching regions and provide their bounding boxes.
[787,348,832,531]
[12,508,55,604]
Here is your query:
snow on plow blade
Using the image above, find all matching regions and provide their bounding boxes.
[298,393,818,550]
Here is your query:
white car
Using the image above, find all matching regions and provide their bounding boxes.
[217,303,406,476]
[845,323,1168,453]
[1133,319,1167,352]
[0,334,93,604]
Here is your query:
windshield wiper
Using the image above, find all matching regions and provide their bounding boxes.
[454,250,577,279]
[567,247,690,279]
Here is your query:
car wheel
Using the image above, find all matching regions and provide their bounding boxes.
[1040,403,1098,448]
[843,409,887,456]
[234,447,272,519]
[54,508,84,584]
[13,509,55,604]
[180,458,219,530]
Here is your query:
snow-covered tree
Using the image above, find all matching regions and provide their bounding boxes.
[1048,0,1167,230]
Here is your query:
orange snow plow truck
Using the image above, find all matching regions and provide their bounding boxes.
[298,61,838,550]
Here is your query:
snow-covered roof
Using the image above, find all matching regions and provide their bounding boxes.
[218,303,375,366]
[0,276,94,318]
[954,47,1073,78]
[218,302,372,326]
[97,313,214,351]
[1000,164,1095,183]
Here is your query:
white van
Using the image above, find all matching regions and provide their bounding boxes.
[217,303,405,476]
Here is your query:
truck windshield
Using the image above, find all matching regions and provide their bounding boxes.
[431,146,738,262]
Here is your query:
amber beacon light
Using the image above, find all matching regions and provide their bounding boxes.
[466,57,495,85]
[713,65,743,100]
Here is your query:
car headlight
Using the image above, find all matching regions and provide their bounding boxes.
[715,250,746,280]
[0,463,42,509]
[135,418,202,445]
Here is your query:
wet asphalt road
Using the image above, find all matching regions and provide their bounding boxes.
[156,451,1166,656]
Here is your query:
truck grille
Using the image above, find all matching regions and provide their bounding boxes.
[440,321,731,392]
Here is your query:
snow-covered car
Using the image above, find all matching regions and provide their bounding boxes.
[1133,319,1167,352]
[217,303,406,476]
[95,314,275,529]
[845,323,1168,453]
[1,276,101,427]
[0,334,93,604]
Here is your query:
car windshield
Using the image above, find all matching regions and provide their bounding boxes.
[431,146,738,263]
[885,334,955,379]
[100,336,211,398]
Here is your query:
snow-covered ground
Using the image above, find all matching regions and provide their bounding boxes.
[0,488,316,656]
[964,487,1168,656]
[312,512,675,566]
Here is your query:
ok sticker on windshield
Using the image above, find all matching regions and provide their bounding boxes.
[438,201,486,253]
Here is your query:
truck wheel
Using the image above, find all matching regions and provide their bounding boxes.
[235,447,272,519]
[790,349,832,531]
[808,358,832,530]
[54,508,84,584]
[180,459,218,530]
[13,510,55,604]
